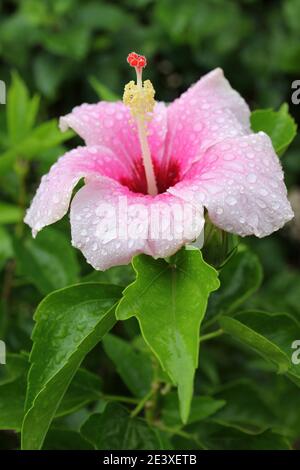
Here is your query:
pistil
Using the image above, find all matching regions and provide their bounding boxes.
[123,52,158,196]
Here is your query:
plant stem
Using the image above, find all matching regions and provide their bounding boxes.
[199,328,224,343]
[154,422,204,448]
[100,394,139,405]
[131,389,155,418]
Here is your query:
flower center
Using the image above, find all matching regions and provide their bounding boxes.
[123,52,158,196]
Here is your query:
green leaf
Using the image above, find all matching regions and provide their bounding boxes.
[7,72,40,144]
[89,76,120,101]
[14,227,79,294]
[21,282,121,450]
[18,119,74,160]
[212,380,276,434]
[55,368,103,418]
[162,392,226,427]
[186,422,291,450]
[0,354,27,430]
[0,226,13,271]
[43,428,93,450]
[0,360,104,432]
[220,310,300,380]
[250,104,297,156]
[0,121,73,175]
[205,246,263,325]
[102,333,153,398]
[80,403,163,450]
[0,374,26,431]
[0,202,23,224]
[116,248,219,423]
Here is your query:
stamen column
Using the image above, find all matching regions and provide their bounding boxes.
[123,52,158,196]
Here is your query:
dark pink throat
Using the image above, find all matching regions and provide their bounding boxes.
[120,158,181,195]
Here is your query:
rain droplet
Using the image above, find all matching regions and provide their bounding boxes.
[247,173,257,183]
[259,188,268,196]
[226,196,237,206]
[256,199,266,209]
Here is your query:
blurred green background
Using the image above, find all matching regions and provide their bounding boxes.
[1,0,300,450]
[1,0,299,281]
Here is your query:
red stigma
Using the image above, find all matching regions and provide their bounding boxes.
[127,52,147,69]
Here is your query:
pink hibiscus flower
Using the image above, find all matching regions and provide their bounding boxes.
[25,53,293,270]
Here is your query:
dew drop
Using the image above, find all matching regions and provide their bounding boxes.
[259,188,268,196]
[256,199,266,209]
[247,173,257,183]
[226,196,237,206]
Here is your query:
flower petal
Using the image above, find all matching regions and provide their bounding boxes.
[60,101,167,172]
[164,68,251,176]
[168,133,294,237]
[70,179,204,270]
[24,145,131,236]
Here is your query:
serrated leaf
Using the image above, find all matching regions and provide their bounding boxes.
[14,227,79,294]
[116,248,219,423]
[21,283,121,450]
[80,403,163,450]
[102,333,153,398]
[250,104,297,156]
[220,311,300,380]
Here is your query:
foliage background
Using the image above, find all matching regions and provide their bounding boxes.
[0,0,300,450]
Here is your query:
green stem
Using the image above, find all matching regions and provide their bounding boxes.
[200,328,223,343]
[100,394,139,405]
[131,389,155,418]
[154,422,204,448]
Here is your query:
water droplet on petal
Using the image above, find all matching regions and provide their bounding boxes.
[247,173,257,183]
[226,196,237,206]
[259,188,268,196]
[257,199,266,209]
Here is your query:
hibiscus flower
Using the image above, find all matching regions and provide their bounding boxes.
[25,52,293,270]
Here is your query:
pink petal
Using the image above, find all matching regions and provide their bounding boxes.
[59,101,167,180]
[70,179,204,270]
[168,133,294,237]
[164,68,251,177]
[24,145,131,236]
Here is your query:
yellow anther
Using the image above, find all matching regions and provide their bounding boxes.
[123,79,155,121]
[123,53,158,195]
